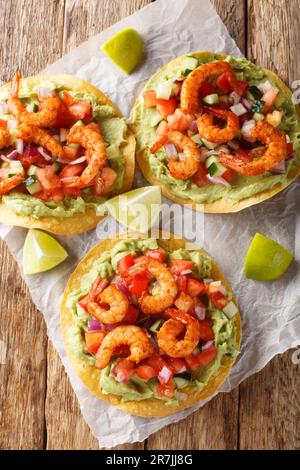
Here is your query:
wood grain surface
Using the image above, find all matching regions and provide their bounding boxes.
[0,0,299,450]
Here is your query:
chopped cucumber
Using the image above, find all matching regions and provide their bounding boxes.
[24,175,41,194]
[205,156,226,176]
[253,112,265,122]
[201,137,218,150]
[60,128,69,142]
[156,81,173,100]
[190,133,202,145]
[73,120,85,127]
[182,56,198,71]
[27,164,38,176]
[150,111,164,128]
[247,85,262,100]
[205,155,219,168]
[174,377,190,389]
[203,93,219,105]
[26,101,39,113]
[9,160,25,175]
[52,162,60,173]
[223,301,238,319]
[181,68,192,77]
[150,319,163,333]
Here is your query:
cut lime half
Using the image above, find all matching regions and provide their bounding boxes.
[101,28,144,74]
[23,229,68,275]
[244,233,293,281]
[104,186,161,233]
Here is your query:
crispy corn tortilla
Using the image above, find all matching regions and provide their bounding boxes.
[131,51,300,213]
[0,75,136,235]
[61,232,242,418]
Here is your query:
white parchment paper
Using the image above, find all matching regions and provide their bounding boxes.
[1,0,300,448]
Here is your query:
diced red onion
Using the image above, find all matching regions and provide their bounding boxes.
[57,157,72,164]
[241,97,252,110]
[70,156,87,165]
[257,80,273,94]
[24,143,40,158]
[227,140,239,150]
[217,145,230,154]
[115,281,131,302]
[180,269,192,275]
[194,305,206,320]
[38,87,52,98]
[286,134,291,144]
[230,103,247,116]
[38,146,52,161]
[2,150,18,161]
[172,77,185,83]
[241,120,256,142]
[202,340,214,351]
[189,120,198,133]
[87,318,102,331]
[206,174,231,187]
[208,280,227,295]
[0,102,9,114]
[158,365,173,384]
[286,153,295,162]
[16,139,24,155]
[112,369,128,384]
[203,278,213,285]
[204,149,219,157]
[229,91,241,105]
[270,160,285,174]
[165,142,178,157]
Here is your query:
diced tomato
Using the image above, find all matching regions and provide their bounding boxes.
[62,91,75,106]
[155,120,168,137]
[78,294,90,311]
[167,109,193,132]
[85,331,105,354]
[185,354,200,371]
[199,81,215,98]
[51,187,64,202]
[143,90,157,108]
[55,102,76,128]
[222,169,234,183]
[126,272,149,297]
[135,364,157,380]
[209,291,228,309]
[234,148,251,163]
[0,119,8,129]
[118,254,135,277]
[145,354,169,380]
[35,191,50,201]
[262,87,279,114]
[68,101,93,123]
[123,305,139,324]
[63,187,81,197]
[89,277,109,302]
[92,167,117,196]
[216,73,232,94]
[164,356,187,374]
[145,248,165,263]
[59,163,85,179]
[156,381,175,397]
[112,358,135,383]
[156,97,177,116]
[195,346,217,367]
[176,275,188,293]
[36,166,62,191]
[192,163,209,187]
[236,80,249,97]
[63,145,79,161]
[170,259,194,275]
[287,142,293,156]
[186,278,206,297]
[199,319,214,341]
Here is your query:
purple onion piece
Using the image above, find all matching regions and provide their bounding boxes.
[165,142,178,157]
[202,340,214,351]
[115,282,131,302]
[87,318,102,332]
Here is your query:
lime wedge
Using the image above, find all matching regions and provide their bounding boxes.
[101,28,144,74]
[104,186,161,233]
[23,229,68,275]
[244,233,293,281]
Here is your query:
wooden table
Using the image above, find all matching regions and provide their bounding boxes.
[0,0,299,450]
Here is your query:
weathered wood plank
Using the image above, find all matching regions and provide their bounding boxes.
[0,0,65,450]
[45,0,151,450]
[212,0,246,54]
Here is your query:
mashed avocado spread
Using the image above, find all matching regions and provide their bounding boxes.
[132,54,300,204]
[66,239,239,405]
[0,86,128,218]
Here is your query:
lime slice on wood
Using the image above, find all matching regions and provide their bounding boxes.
[101,28,144,74]
[244,233,293,281]
[104,186,161,233]
[23,229,68,275]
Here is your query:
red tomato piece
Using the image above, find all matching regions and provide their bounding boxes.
[123,305,139,324]
[216,73,232,94]
[209,291,229,309]
[185,354,200,371]
[51,187,64,202]
[59,163,85,179]
[199,81,215,98]
[176,275,188,293]
[89,277,109,302]
[170,259,194,275]
[85,331,105,354]
[186,278,206,297]
[199,319,214,342]
[126,272,149,297]
[195,346,217,367]
[156,381,175,397]
[157,364,174,385]
[234,148,251,163]
[63,187,81,197]
[145,354,168,375]
[222,169,234,183]
[36,166,62,191]
[0,119,8,129]
[262,87,279,114]
[156,97,177,116]
[35,191,50,201]
[135,364,157,380]
[118,254,135,277]
[112,358,135,383]
[143,90,157,108]
[164,356,187,374]
[78,294,90,311]
[63,145,78,161]
[145,248,165,263]
[192,163,209,187]
[68,101,93,123]
[85,122,100,133]
[156,120,169,136]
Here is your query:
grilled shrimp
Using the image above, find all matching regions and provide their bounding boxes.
[157,309,201,358]
[0,129,11,149]
[95,325,154,369]
[134,258,177,314]
[197,106,240,144]
[0,173,24,196]
[181,61,244,114]
[150,130,200,180]
[87,285,129,324]
[60,125,107,188]
[8,73,61,127]
[220,121,288,176]
[17,123,64,158]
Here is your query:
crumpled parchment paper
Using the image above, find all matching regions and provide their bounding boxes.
[1,0,299,448]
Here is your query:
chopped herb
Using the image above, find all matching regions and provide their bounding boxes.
[251,100,264,113]
[181,68,192,77]
[247,85,262,100]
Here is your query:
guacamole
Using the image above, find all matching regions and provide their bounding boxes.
[66,239,239,405]
[132,53,300,204]
[0,85,128,218]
